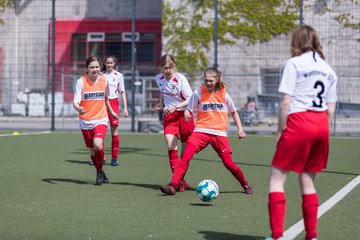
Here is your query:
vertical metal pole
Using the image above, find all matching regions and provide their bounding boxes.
[61,67,65,130]
[213,0,219,68]
[8,66,12,115]
[51,0,56,131]
[131,0,136,132]
[299,0,303,25]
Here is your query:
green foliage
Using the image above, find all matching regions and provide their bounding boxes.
[0,0,13,25]
[335,13,360,30]
[162,0,299,76]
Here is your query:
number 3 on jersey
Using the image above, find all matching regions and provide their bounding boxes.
[312,80,325,108]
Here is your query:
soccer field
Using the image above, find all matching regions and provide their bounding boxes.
[0,132,359,240]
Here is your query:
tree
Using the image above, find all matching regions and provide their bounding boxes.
[0,0,13,25]
[335,1,360,31]
[162,0,299,76]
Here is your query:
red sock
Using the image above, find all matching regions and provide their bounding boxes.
[102,142,105,161]
[168,150,179,173]
[112,135,119,160]
[221,152,247,186]
[90,154,96,164]
[172,143,197,187]
[94,149,104,170]
[302,193,319,240]
[268,192,286,239]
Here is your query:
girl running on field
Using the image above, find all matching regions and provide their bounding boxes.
[103,55,128,167]
[160,67,253,195]
[73,56,114,185]
[153,54,194,191]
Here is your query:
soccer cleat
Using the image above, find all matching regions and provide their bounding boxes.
[179,179,191,192]
[103,171,110,184]
[96,170,104,185]
[160,183,176,195]
[111,159,118,166]
[264,237,284,240]
[242,184,254,194]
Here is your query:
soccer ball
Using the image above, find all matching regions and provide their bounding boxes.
[196,179,219,202]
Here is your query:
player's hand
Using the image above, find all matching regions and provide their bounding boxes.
[111,111,119,120]
[77,106,86,115]
[238,130,247,139]
[123,109,129,118]
[153,104,162,111]
[184,110,191,122]
[275,132,282,146]
[166,105,176,114]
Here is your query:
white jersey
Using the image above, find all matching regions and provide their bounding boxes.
[106,70,125,100]
[155,72,193,111]
[279,51,338,115]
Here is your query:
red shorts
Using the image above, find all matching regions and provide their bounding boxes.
[163,111,194,143]
[81,124,108,148]
[188,131,232,155]
[272,111,329,173]
[107,98,120,126]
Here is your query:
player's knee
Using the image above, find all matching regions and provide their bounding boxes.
[93,140,103,151]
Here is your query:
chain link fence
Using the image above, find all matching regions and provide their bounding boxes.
[0,0,359,135]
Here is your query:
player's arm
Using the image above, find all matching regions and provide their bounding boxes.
[227,93,246,139]
[326,102,336,127]
[153,94,164,111]
[73,79,85,114]
[120,91,129,118]
[175,76,193,109]
[231,111,247,139]
[105,98,118,119]
[276,93,291,144]
[184,90,198,122]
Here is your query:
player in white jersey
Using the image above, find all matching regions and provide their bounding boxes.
[153,54,194,191]
[265,25,338,240]
[103,55,128,167]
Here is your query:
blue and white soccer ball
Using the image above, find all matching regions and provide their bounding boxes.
[196,179,219,202]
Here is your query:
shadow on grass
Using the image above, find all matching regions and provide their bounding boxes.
[199,231,263,240]
[42,178,93,185]
[190,203,214,207]
[68,147,359,177]
[70,146,149,155]
[220,190,244,194]
[111,181,161,190]
[65,159,114,166]
[65,159,90,165]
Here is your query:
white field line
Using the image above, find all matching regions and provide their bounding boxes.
[0,131,51,137]
[283,175,360,240]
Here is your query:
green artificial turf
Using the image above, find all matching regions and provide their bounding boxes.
[0,132,359,240]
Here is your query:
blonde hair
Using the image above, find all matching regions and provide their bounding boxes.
[203,67,226,91]
[291,25,325,60]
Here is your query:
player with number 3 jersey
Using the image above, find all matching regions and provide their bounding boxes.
[265,25,338,240]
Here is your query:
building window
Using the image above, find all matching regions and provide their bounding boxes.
[260,68,281,95]
[71,33,87,68]
[71,32,157,70]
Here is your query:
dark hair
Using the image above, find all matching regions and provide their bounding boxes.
[291,25,325,60]
[203,67,226,91]
[160,54,176,70]
[102,55,117,72]
[85,56,101,69]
